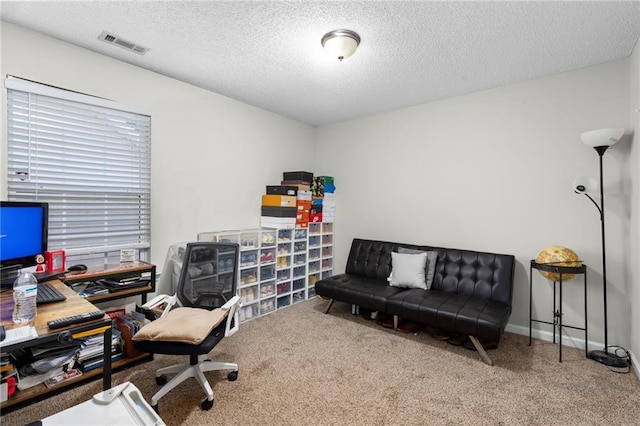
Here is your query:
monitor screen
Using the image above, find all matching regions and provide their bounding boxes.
[0,201,49,270]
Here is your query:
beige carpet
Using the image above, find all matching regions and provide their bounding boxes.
[3,297,640,425]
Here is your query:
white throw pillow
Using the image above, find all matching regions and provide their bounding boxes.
[398,247,438,289]
[388,251,428,289]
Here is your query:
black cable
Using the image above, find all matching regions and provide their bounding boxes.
[604,345,632,374]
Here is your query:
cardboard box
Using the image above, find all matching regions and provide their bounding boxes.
[297,190,312,201]
[283,171,313,183]
[297,200,312,212]
[317,176,334,185]
[281,181,311,192]
[261,206,297,218]
[266,185,297,196]
[262,195,297,207]
[311,177,325,197]
[310,213,323,223]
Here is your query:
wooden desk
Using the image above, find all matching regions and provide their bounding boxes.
[0,280,112,410]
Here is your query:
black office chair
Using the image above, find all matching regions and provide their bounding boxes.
[133,242,241,412]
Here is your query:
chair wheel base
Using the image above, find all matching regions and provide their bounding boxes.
[228,370,238,381]
[155,375,167,385]
[201,398,214,410]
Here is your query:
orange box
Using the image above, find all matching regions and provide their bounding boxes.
[297,212,310,222]
[262,195,297,207]
[296,222,308,228]
[297,201,312,212]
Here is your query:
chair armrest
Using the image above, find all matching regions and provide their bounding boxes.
[141,294,178,318]
[223,295,241,337]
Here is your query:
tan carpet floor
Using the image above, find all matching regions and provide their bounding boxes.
[3,297,639,425]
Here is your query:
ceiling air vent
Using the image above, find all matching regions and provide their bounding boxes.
[98,31,149,55]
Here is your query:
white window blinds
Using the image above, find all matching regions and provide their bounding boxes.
[5,77,152,263]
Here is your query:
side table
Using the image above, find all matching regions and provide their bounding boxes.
[529,260,587,362]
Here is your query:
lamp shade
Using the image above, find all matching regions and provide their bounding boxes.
[322,29,360,61]
[580,128,624,148]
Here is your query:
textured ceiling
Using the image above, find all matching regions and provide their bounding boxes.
[1,1,639,126]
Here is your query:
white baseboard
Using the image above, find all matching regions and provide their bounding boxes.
[506,323,639,380]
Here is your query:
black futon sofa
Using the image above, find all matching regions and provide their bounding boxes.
[315,238,515,365]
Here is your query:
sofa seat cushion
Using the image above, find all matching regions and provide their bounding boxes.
[315,273,405,312]
[386,290,511,342]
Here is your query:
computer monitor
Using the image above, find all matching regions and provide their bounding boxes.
[0,201,49,273]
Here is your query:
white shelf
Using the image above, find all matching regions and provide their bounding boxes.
[198,225,333,322]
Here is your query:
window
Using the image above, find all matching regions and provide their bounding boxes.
[5,76,151,265]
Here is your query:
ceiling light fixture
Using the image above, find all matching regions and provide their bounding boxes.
[321,29,360,61]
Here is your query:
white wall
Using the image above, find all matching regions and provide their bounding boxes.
[1,22,315,293]
[314,60,633,351]
[629,39,640,369]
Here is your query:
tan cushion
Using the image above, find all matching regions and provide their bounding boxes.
[132,307,228,345]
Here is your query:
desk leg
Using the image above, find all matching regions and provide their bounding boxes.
[559,277,563,363]
[103,326,112,390]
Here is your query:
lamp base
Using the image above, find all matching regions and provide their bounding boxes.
[588,350,629,368]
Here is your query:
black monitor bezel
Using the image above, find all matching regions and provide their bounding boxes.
[0,201,49,270]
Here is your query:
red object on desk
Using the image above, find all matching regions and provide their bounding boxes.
[45,250,66,272]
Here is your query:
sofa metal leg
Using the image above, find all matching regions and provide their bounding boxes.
[393,315,399,330]
[324,299,335,314]
[468,335,494,366]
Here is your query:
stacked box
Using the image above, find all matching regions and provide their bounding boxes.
[323,193,335,223]
[282,171,313,193]
[261,172,333,228]
[318,176,335,223]
[266,185,297,196]
[283,171,313,183]
[261,194,296,229]
[296,190,312,228]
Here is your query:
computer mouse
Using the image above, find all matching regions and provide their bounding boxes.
[68,264,88,272]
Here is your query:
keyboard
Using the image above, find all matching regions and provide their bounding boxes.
[36,283,67,305]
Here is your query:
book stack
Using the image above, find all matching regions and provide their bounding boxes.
[12,341,81,390]
[77,328,122,373]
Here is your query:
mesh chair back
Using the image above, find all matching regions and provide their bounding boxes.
[176,242,239,309]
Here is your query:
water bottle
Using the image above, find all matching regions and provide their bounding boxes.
[13,272,38,324]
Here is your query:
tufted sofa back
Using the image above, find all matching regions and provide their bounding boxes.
[345,238,515,306]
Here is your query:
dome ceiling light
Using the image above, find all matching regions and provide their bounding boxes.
[321,29,360,61]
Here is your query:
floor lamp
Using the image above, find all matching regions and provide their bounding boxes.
[576,128,628,368]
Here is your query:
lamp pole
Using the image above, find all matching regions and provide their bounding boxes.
[586,145,627,368]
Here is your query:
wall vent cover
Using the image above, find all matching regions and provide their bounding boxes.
[98,31,149,55]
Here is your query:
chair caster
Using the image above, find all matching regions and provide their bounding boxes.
[228,371,238,381]
[152,404,158,413]
[155,375,167,385]
[201,398,214,410]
